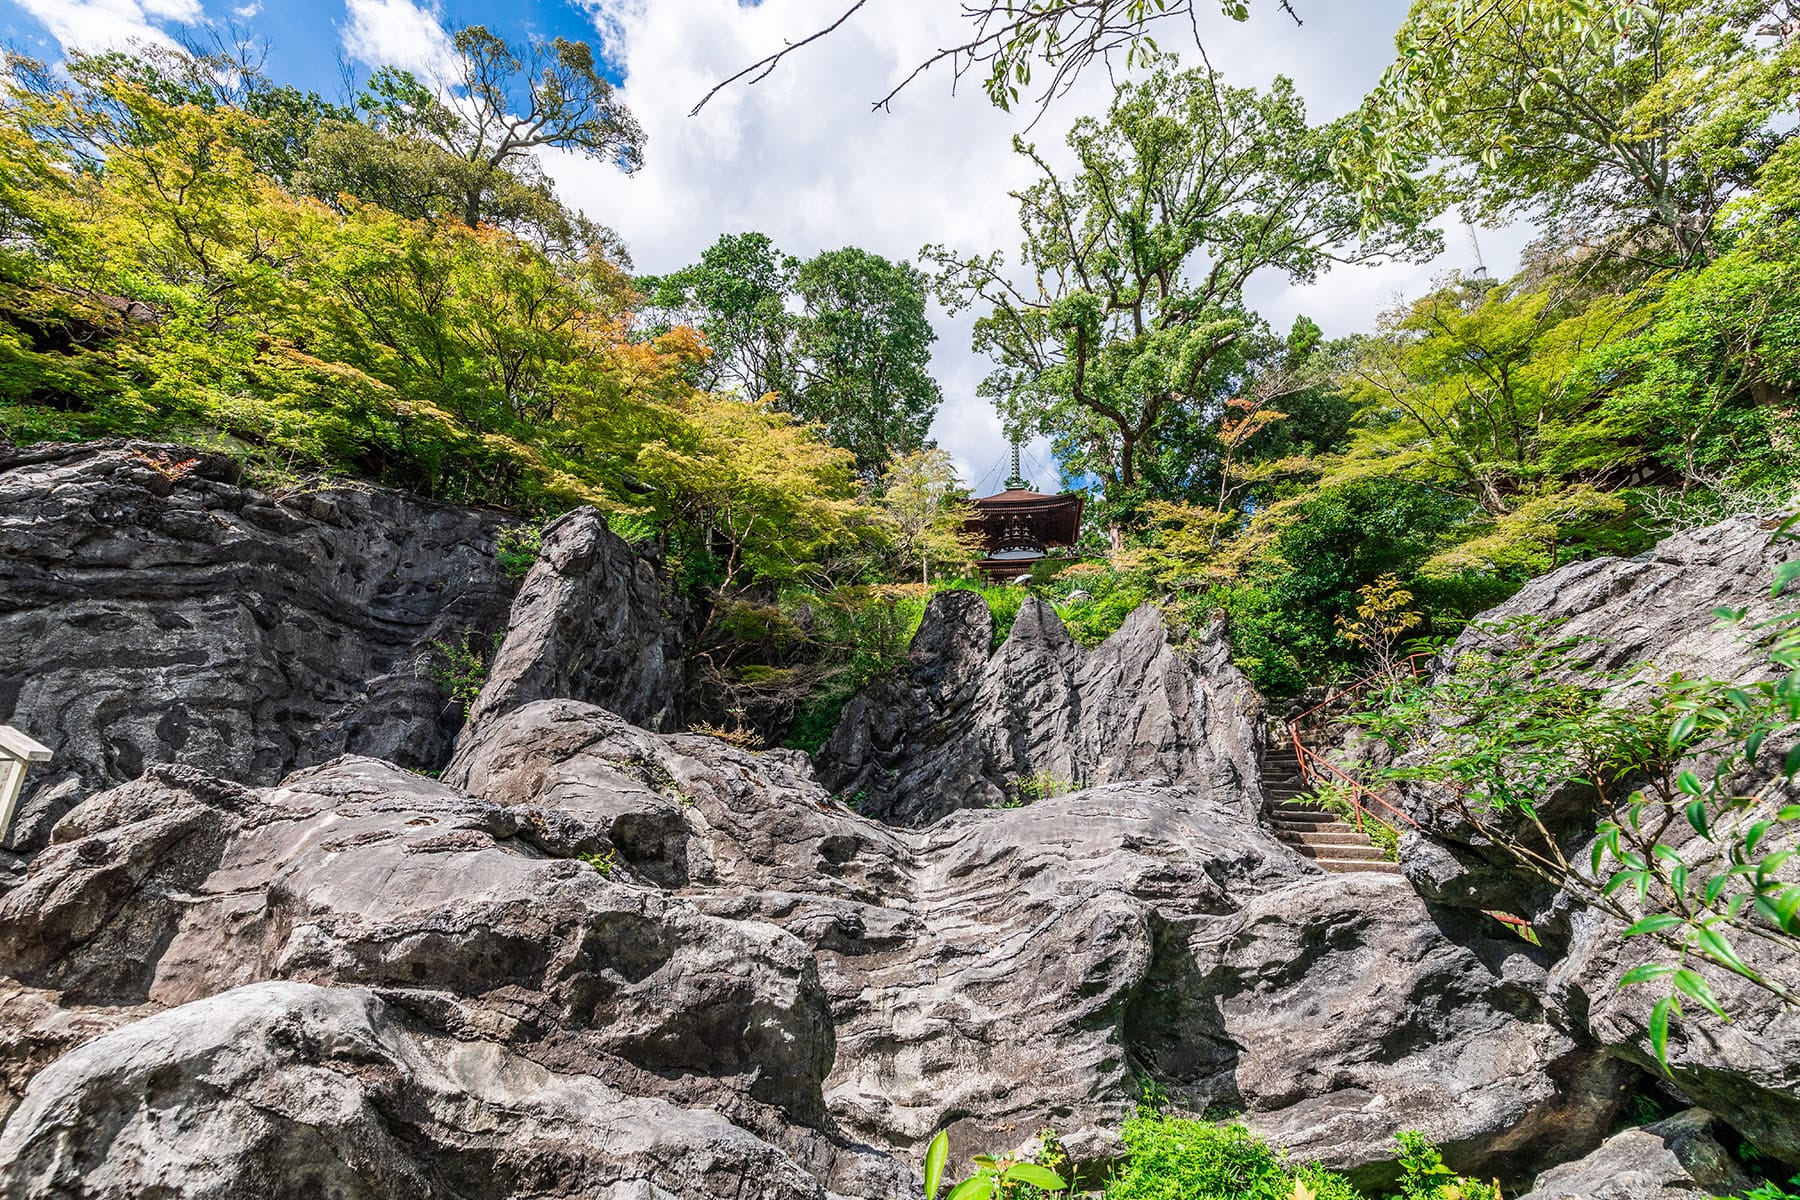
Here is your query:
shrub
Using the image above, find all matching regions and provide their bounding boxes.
[1103,1116,1360,1200]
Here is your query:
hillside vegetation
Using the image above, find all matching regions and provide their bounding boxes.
[2,2,1798,720]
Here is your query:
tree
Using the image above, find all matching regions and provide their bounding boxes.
[928,63,1435,532]
[640,235,943,478]
[880,448,981,583]
[693,0,1301,117]
[789,248,942,477]
[638,232,794,398]
[359,27,643,229]
[1353,0,1800,268]
[1344,276,1638,517]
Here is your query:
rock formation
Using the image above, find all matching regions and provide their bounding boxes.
[1392,515,1800,1165]
[462,507,684,735]
[817,592,1263,826]
[0,442,515,854]
[0,456,1794,1198]
[1517,1108,1755,1200]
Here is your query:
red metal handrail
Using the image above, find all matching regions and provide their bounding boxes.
[1284,653,1435,834]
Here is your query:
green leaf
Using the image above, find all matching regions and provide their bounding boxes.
[1686,799,1711,838]
[1676,770,1702,796]
[924,1131,949,1200]
[947,1175,994,1200]
[1649,995,1674,1070]
[1693,928,1753,981]
[1672,968,1729,1020]
[1785,741,1800,779]
[1002,1164,1068,1192]
[1617,962,1677,987]
[1745,820,1775,856]
[1623,913,1683,937]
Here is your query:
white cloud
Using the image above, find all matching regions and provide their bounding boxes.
[15,0,201,53]
[231,1,263,19]
[339,0,457,78]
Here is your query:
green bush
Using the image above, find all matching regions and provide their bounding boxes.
[1103,1116,1361,1200]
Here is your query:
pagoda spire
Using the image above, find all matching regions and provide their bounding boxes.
[1003,439,1032,491]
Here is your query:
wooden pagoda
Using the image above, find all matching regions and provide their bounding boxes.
[967,447,1084,580]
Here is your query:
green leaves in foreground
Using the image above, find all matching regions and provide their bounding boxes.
[921,1129,1068,1200]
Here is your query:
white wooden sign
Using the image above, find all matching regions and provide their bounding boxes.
[0,726,51,846]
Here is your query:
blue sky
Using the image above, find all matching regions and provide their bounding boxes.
[1,1,622,98]
[0,0,1528,492]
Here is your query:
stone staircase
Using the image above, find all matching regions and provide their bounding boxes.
[1262,741,1400,875]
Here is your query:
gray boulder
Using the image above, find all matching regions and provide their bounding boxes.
[1518,1108,1756,1200]
[1180,873,1630,1189]
[1390,515,1800,1164]
[0,441,515,853]
[462,507,684,737]
[817,593,1263,826]
[0,981,842,1200]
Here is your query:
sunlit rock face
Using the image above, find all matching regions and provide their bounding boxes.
[0,441,516,855]
[817,591,1265,827]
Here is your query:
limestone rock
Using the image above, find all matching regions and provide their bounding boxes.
[462,507,684,736]
[0,981,844,1200]
[451,700,1609,1184]
[1178,873,1630,1189]
[1518,1108,1756,1200]
[0,441,515,851]
[817,593,1263,826]
[1390,515,1800,1164]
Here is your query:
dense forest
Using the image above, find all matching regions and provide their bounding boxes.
[2,1,1797,741]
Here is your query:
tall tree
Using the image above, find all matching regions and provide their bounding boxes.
[640,236,943,478]
[927,62,1435,530]
[789,247,941,477]
[1353,0,1800,268]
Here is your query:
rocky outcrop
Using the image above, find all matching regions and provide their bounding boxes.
[462,508,684,736]
[817,593,1263,826]
[0,442,516,852]
[1390,515,1800,1165]
[0,982,840,1200]
[0,691,1618,1193]
[1517,1108,1756,1200]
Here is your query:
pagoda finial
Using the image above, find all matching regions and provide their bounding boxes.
[1004,438,1031,491]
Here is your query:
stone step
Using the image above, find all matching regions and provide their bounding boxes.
[1278,829,1371,847]
[1317,858,1402,875]
[1272,804,1334,818]
[1291,841,1388,862]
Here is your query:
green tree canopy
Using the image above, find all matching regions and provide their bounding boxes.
[927,61,1436,530]
[640,235,943,479]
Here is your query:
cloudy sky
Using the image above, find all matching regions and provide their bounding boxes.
[1,0,1529,492]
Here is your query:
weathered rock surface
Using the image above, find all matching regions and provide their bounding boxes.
[0,981,838,1200]
[818,593,1263,826]
[449,699,1616,1185]
[463,507,684,736]
[1172,874,1629,1188]
[0,441,515,852]
[1391,515,1800,1165]
[1517,1108,1756,1200]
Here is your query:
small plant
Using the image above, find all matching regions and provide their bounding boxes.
[578,849,618,876]
[920,1128,1066,1200]
[1008,770,1076,806]
[1393,1130,1499,1200]
[1335,573,1423,679]
[688,721,767,750]
[496,521,545,580]
[129,448,200,482]
[1311,780,1400,862]
[1102,1114,1359,1200]
[1725,1177,1800,1200]
[428,630,503,719]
